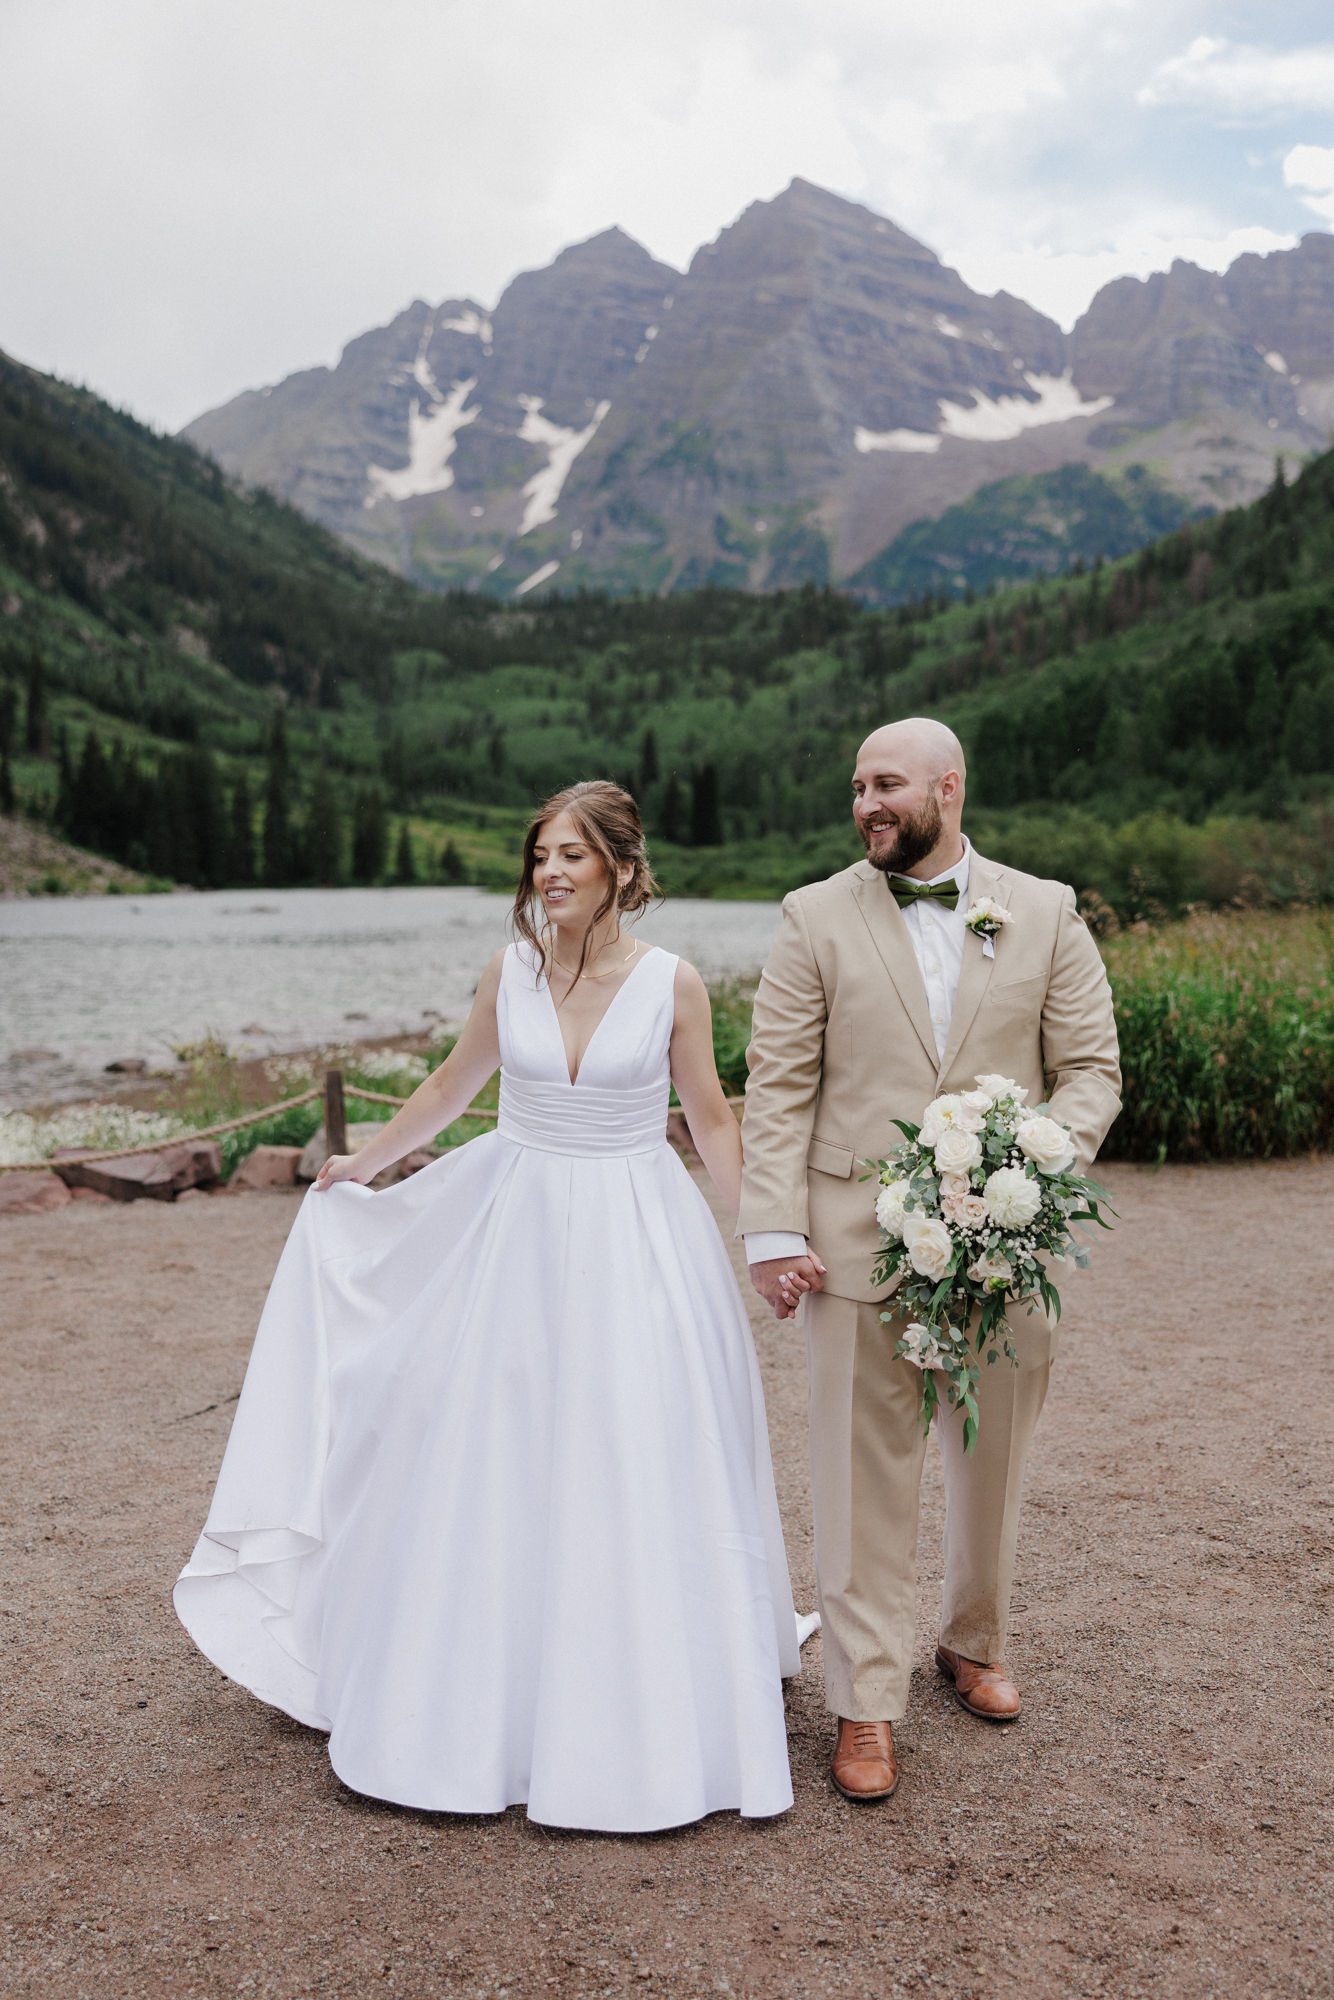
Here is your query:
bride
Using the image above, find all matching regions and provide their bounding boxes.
[174,779,814,1832]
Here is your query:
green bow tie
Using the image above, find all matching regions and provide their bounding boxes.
[889,877,960,911]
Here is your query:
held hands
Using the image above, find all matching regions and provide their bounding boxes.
[749,1252,827,1321]
[313,1152,377,1192]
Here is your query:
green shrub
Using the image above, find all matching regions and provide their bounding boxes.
[708,911,1334,1163]
[1101,911,1334,1161]
[219,1102,324,1180]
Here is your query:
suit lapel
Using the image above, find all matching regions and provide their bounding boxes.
[849,862,940,1069]
[937,849,1009,1079]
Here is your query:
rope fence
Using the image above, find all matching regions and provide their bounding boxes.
[4,1064,735,1177]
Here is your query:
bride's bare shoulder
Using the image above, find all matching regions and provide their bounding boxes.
[474,947,509,997]
[670,956,710,1010]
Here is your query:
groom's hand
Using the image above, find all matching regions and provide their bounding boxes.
[750,1253,827,1320]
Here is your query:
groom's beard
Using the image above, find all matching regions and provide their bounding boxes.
[860,793,944,875]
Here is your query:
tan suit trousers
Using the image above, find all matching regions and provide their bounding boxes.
[805,1290,1055,1721]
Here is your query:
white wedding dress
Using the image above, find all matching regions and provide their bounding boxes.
[175,942,804,1831]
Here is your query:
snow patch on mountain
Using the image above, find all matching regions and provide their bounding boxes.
[855,426,942,454]
[441,308,494,341]
[856,372,1114,456]
[515,559,561,596]
[934,315,963,338]
[364,376,480,505]
[939,372,1113,441]
[1263,350,1288,374]
[517,397,611,535]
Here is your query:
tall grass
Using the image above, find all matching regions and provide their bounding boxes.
[703,912,1334,1164]
[1100,911,1334,1161]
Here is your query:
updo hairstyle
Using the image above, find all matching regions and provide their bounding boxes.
[511,780,661,991]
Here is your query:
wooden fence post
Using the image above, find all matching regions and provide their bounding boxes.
[324,1068,348,1157]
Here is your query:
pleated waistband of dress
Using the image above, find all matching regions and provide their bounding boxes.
[497,1069,670,1157]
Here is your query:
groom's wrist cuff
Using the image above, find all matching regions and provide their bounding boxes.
[744,1230,809,1265]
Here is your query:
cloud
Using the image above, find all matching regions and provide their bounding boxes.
[1138,35,1334,114]
[951,221,1298,331]
[1285,143,1334,225]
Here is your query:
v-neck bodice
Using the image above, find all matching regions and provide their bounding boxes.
[495,941,678,1156]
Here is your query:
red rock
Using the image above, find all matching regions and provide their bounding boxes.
[0,1171,73,1216]
[68,1187,114,1205]
[229,1144,302,1192]
[52,1140,223,1203]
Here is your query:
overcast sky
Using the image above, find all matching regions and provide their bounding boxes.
[3,1,1333,433]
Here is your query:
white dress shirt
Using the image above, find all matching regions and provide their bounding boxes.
[744,840,972,1266]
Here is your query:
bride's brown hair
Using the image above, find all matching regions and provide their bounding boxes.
[512,780,661,992]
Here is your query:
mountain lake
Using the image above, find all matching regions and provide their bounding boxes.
[0,886,785,1108]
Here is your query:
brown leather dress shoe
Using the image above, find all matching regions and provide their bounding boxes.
[831,1718,899,1802]
[935,1645,1021,1721]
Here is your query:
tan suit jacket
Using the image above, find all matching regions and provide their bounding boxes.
[739,850,1122,1302]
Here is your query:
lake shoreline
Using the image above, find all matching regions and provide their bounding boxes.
[1,885,786,1116]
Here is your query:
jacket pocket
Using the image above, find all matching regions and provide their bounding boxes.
[807,1136,855,1179]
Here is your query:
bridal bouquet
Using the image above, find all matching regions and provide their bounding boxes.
[870,1075,1112,1452]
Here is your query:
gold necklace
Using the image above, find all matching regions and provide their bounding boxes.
[550,936,642,981]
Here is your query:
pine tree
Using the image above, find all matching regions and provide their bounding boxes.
[439,836,466,885]
[638,726,659,792]
[303,764,344,886]
[689,762,723,846]
[0,748,14,815]
[393,819,416,885]
[24,650,48,757]
[660,771,683,844]
[227,772,256,886]
[261,706,293,886]
[54,727,74,830]
[68,729,111,848]
[183,745,226,887]
[145,778,175,879]
[351,785,389,882]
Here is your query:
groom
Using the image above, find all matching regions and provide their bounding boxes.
[739,718,1120,1802]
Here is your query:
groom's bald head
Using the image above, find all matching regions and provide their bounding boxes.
[857,718,967,792]
[852,717,968,878]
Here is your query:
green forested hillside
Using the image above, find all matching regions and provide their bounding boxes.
[845,462,1205,602]
[1,347,1331,911]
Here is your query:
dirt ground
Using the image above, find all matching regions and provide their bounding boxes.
[2,1158,1331,2000]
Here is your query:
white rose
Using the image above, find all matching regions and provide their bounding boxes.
[1016,1115,1077,1177]
[960,1088,994,1114]
[917,1095,962,1147]
[938,1172,970,1199]
[903,1211,954,1282]
[967,1249,1013,1289]
[875,1179,911,1239]
[933,1126,983,1177]
[983,1164,1042,1229]
[973,1074,1026,1105]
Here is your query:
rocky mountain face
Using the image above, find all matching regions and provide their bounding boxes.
[182,183,1334,600]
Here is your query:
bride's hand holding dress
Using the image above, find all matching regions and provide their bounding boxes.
[313,951,505,1190]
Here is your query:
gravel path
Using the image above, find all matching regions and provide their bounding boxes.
[3,1160,1331,1999]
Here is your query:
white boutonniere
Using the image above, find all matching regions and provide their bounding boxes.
[963,897,1013,959]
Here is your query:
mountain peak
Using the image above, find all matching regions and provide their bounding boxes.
[694,177,939,276]
[546,225,678,278]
